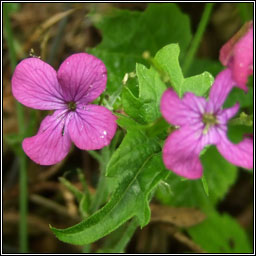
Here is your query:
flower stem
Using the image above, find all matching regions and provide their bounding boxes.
[4,5,28,252]
[182,3,215,75]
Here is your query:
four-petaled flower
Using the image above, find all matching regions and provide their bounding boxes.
[12,53,117,165]
[160,69,253,179]
[219,21,253,91]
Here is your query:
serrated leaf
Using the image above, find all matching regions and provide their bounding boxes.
[122,87,146,124]
[122,44,214,125]
[137,63,167,120]
[188,211,252,253]
[182,71,214,97]
[155,146,237,210]
[154,43,184,91]
[122,63,167,124]
[51,131,168,245]
[154,44,214,97]
[89,3,192,100]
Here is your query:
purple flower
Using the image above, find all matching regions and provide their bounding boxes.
[219,21,253,91]
[12,53,117,165]
[160,69,253,179]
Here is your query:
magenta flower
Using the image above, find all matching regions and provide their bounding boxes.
[12,53,117,165]
[219,21,253,91]
[160,69,253,179]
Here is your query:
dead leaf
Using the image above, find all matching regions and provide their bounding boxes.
[24,8,76,52]
[150,204,206,228]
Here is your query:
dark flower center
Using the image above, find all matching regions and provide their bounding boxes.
[202,113,218,134]
[67,101,77,111]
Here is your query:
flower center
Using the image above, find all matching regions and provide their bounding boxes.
[202,113,218,134]
[67,101,77,111]
[202,113,217,125]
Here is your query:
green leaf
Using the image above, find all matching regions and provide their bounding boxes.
[51,130,168,245]
[182,71,214,97]
[98,218,138,253]
[122,44,214,125]
[201,146,238,204]
[188,211,252,253]
[122,87,146,124]
[154,43,184,91]
[89,3,192,100]
[227,124,253,144]
[186,58,223,77]
[122,63,167,124]
[224,84,253,110]
[154,44,214,97]
[106,129,160,178]
[79,195,90,218]
[201,174,209,197]
[115,114,148,133]
[155,146,237,210]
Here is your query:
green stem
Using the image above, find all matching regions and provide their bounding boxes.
[3,5,16,70]
[183,3,214,75]
[77,168,91,205]
[237,3,252,22]
[19,156,28,252]
[110,218,138,253]
[4,4,28,252]
[89,164,108,213]
[89,148,110,213]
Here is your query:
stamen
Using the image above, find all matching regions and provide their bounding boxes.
[202,113,218,134]
[67,101,76,111]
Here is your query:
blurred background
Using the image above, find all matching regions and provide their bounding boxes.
[3,2,253,253]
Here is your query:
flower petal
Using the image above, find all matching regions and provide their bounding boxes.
[12,57,65,110]
[208,69,236,112]
[232,25,253,90]
[160,88,205,126]
[22,110,72,165]
[57,53,107,103]
[162,126,205,179]
[219,21,253,66]
[182,92,207,114]
[216,132,253,169]
[217,103,239,124]
[219,21,253,91]
[68,104,117,150]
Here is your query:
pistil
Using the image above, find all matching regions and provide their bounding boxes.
[202,113,218,134]
[68,101,76,111]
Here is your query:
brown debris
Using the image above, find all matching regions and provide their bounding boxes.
[150,203,206,228]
